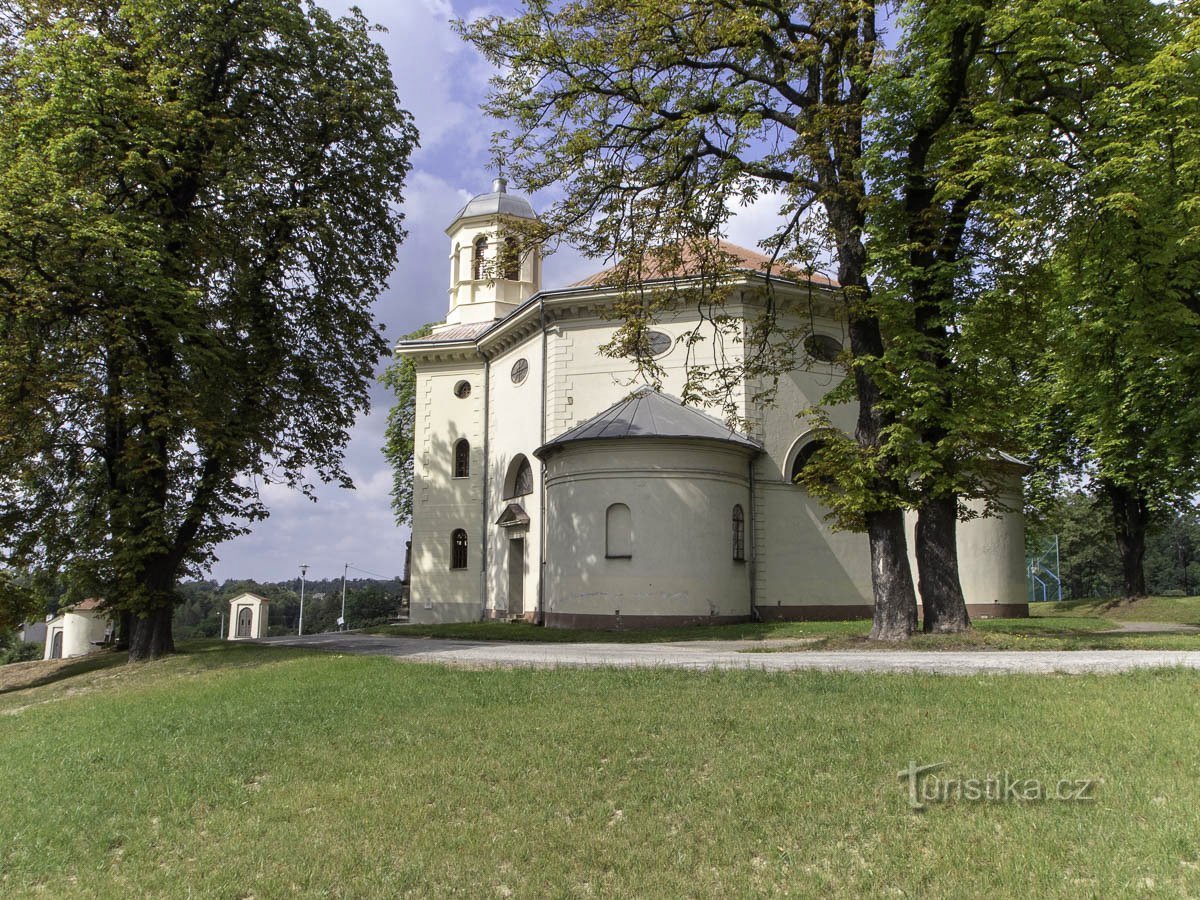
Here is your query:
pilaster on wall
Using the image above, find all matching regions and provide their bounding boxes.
[418,376,434,505]
[546,328,577,438]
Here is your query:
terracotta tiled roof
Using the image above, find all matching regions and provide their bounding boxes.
[71,597,104,611]
[568,240,839,289]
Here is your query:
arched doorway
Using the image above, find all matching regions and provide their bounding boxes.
[236,607,252,638]
[50,630,63,659]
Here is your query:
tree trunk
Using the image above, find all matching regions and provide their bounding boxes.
[127,605,176,661]
[916,494,971,632]
[1105,481,1149,598]
[867,508,919,640]
[829,204,918,641]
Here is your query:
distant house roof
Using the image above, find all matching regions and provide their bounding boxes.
[535,386,761,458]
[568,240,839,289]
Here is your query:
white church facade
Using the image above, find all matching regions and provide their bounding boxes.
[397,180,1029,628]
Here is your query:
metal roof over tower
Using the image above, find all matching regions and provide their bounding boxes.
[446,177,537,232]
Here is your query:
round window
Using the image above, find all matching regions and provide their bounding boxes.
[453,380,471,399]
[510,358,529,384]
[804,333,843,363]
[644,330,671,358]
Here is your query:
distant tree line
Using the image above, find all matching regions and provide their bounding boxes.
[1029,495,1200,601]
[174,578,406,639]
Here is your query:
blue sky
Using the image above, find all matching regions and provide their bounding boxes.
[208,0,787,584]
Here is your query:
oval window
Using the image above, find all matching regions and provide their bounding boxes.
[804,334,842,363]
[645,330,671,358]
[511,358,529,384]
[453,380,471,399]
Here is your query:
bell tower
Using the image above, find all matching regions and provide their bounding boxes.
[440,177,541,330]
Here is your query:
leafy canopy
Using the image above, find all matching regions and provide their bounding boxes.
[0,0,418,626]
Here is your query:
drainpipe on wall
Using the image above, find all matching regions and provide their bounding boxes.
[538,296,548,625]
[480,352,490,620]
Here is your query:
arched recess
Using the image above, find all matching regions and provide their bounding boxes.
[451,243,461,284]
[785,433,830,486]
[472,235,488,279]
[606,503,633,558]
[503,454,534,499]
[501,237,521,280]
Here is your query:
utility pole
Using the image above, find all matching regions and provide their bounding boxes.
[340,563,348,631]
[298,564,308,636]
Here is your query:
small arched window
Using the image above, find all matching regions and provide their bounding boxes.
[454,439,470,478]
[514,458,533,497]
[450,529,468,569]
[473,236,488,280]
[606,503,633,558]
[790,439,827,486]
[732,505,745,561]
[502,237,520,281]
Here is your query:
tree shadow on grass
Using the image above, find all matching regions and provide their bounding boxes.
[0,650,126,695]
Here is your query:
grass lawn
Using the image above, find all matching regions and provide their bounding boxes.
[3,642,1200,897]
[366,603,1200,651]
[1033,594,1200,626]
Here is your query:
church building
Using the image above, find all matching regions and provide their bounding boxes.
[397,180,1029,628]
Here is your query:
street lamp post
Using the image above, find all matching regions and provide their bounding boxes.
[298,564,308,636]
[340,563,348,631]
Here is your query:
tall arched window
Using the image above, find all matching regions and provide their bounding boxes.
[789,439,827,486]
[473,236,488,279]
[450,529,468,569]
[504,455,534,499]
[732,505,746,561]
[502,237,520,280]
[453,439,470,478]
[606,503,633,558]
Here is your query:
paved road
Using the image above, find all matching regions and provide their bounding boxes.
[260,632,1200,675]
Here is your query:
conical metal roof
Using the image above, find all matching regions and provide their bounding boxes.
[448,177,537,229]
[535,387,761,458]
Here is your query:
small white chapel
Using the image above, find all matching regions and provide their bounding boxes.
[396,180,1028,628]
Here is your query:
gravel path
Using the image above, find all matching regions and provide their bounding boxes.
[260,632,1200,675]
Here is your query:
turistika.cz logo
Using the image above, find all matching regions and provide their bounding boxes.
[898,762,1100,811]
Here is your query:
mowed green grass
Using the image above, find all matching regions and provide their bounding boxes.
[368,606,1200,650]
[1033,594,1200,626]
[3,643,1200,897]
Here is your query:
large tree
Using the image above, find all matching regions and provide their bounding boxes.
[0,0,418,659]
[463,0,1112,638]
[1001,0,1200,598]
[381,322,433,528]
[463,0,933,639]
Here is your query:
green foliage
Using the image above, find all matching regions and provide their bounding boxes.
[0,1,418,644]
[0,629,42,665]
[172,577,404,638]
[380,323,434,527]
[0,570,43,634]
